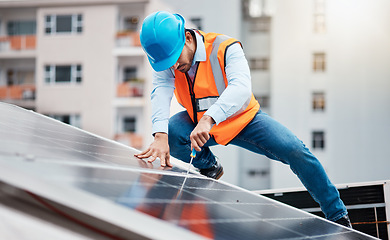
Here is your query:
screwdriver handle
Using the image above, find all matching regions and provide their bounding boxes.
[190,149,196,158]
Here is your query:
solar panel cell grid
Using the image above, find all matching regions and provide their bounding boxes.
[0,103,378,240]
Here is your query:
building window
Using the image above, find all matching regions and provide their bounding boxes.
[243,0,265,18]
[249,58,269,70]
[124,16,139,31]
[7,21,36,35]
[242,0,270,32]
[44,64,82,83]
[314,0,326,33]
[190,17,203,30]
[123,67,137,82]
[123,117,136,132]
[45,14,83,34]
[48,114,81,128]
[255,95,270,108]
[312,131,325,149]
[250,16,271,32]
[313,53,326,72]
[312,92,325,111]
[314,14,326,34]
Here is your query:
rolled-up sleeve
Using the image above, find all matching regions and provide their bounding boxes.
[151,70,175,135]
[204,43,252,125]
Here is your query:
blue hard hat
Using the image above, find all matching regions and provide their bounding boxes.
[140,11,186,72]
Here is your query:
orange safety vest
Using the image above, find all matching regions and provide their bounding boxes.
[174,30,260,145]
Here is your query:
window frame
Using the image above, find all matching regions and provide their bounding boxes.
[48,114,81,128]
[123,116,137,133]
[313,52,326,72]
[123,67,137,83]
[7,20,37,36]
[312,131,325,150]
[44,14,83,35]
[123,16,139,32]
[249,16,271,32]
[314,0,326,34]
[312,92,326,111]
[44,64,82,84]
[249,57,270,71]
[190,17,203,31]
[254,95,270,109]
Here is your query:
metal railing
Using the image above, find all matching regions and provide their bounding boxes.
[115,31,141,47]
[117,81,144,97]
[0,84,36,100]
[0,35,36,51]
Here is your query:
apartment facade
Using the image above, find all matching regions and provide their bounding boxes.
[0,0,166,150]
[1,0,389,191]
[160,0,390,190]
[159,0,273,190]
[270,0,390,188]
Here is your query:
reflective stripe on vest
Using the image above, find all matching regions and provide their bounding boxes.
[199,34,251,116]
[173,30,260,145]
[210,35,229,96]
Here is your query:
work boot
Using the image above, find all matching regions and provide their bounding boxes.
[335,214,352,228]
[199,161,224,180]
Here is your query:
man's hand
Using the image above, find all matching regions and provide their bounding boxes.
[134,132,172,167]
[190,115,215,151]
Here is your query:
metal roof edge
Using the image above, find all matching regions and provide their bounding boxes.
[253,180,390,195]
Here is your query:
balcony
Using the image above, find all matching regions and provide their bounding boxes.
[0,35,36,50]
[0,84,36,108]
[116,31,141,47]
[0,84,35,100]
[117,80,144,98]
[113,31,143,57]
[113,80,145,107]
[114,132,143,149]
[0,35,36,58]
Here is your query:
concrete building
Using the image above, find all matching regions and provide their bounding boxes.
[270,0,390,188]
[1,0,389,191]
[0,0,169,151]
[159,0,390,190]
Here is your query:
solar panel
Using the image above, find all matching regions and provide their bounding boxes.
[0,102,378,240]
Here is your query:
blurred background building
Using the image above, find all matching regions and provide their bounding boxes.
[0,0,389,190]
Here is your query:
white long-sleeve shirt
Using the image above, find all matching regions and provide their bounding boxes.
[151,30,253,135]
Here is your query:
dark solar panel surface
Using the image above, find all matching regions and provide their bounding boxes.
[0,103,378,240]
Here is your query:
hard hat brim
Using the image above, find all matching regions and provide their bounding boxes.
[146,13,186,72]
[148,39,184,72]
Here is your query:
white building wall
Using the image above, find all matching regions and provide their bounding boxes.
[271,0,390,188]
[36,5,117,139]
[327,0,390,184]
[160,0,241,39]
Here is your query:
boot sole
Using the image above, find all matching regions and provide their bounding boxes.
[215,169,224,180]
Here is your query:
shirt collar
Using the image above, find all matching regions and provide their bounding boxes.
[191,30,206,66]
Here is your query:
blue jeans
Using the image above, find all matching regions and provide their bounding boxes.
[168,110,347,221]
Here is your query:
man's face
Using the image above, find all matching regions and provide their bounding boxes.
[171,32,195,73]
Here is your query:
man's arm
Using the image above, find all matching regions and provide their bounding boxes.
[134,70,175,167]
[190,43,252,150]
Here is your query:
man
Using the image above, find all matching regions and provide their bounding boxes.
[135,11,352,228]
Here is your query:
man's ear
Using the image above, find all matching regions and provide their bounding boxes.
[185,31,193,42]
